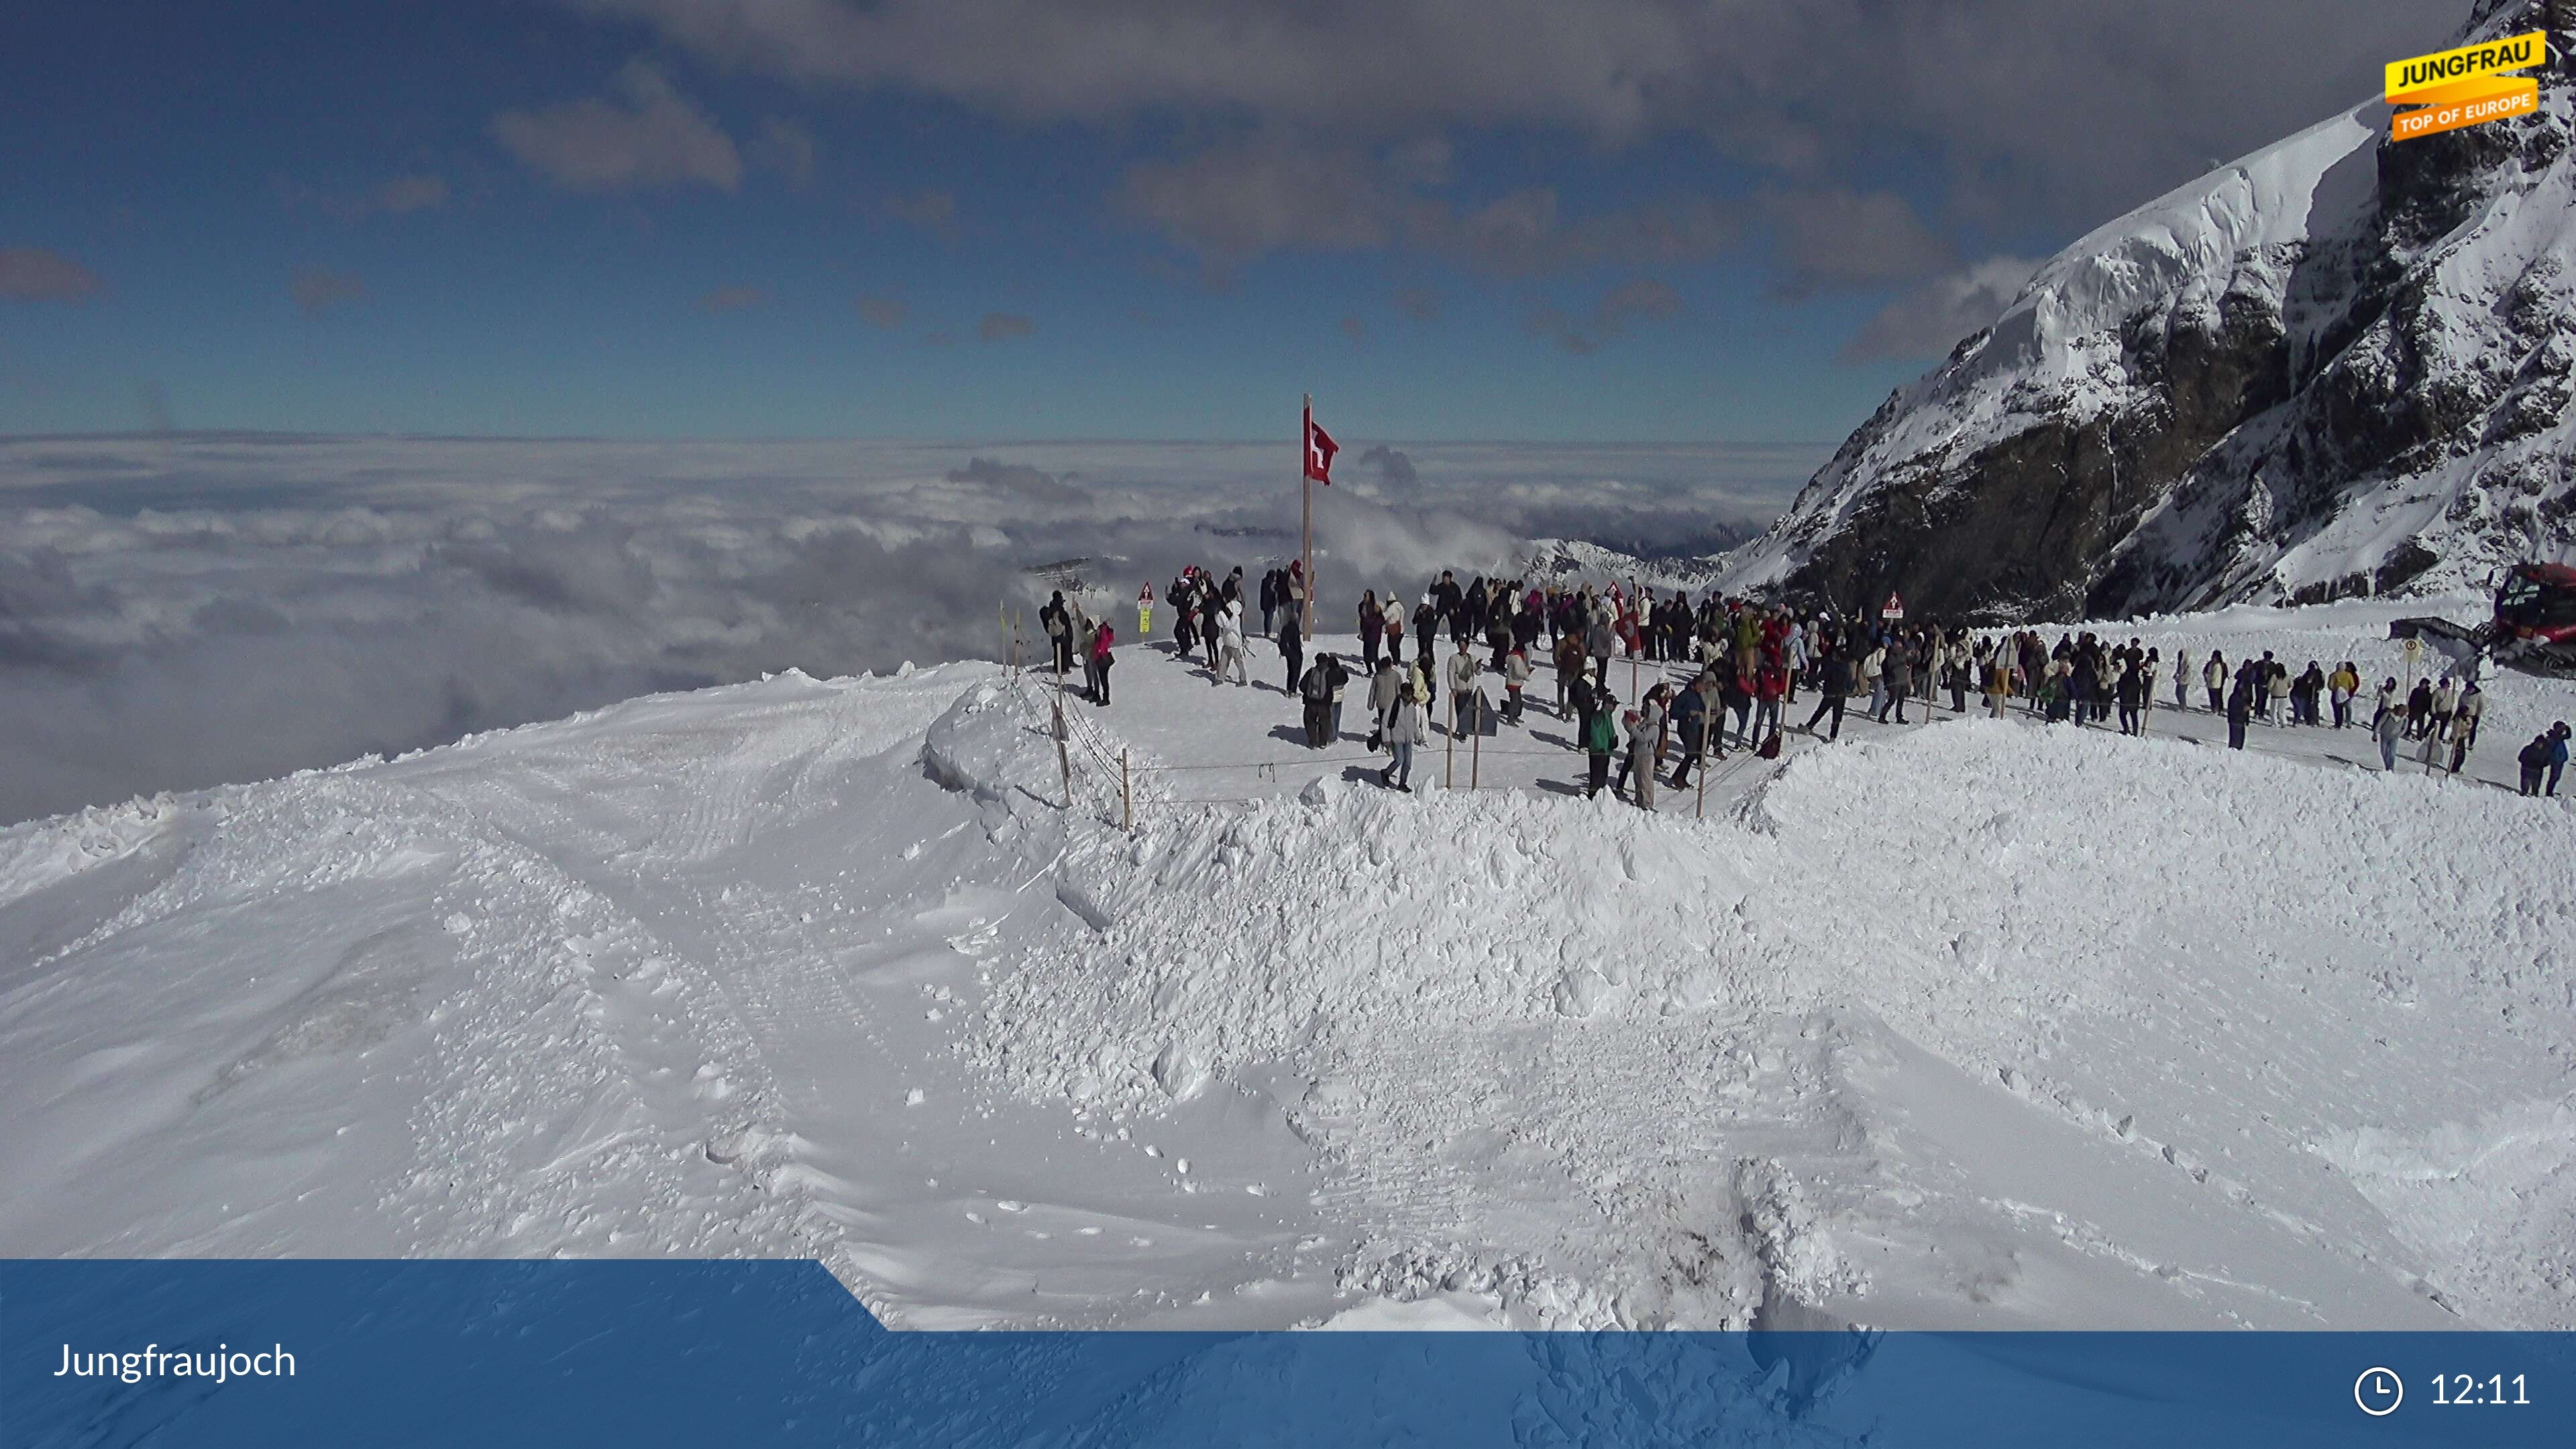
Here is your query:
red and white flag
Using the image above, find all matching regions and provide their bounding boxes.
[1303,405,1338,485]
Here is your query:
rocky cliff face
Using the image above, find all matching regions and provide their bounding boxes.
[1723,0,2576,622]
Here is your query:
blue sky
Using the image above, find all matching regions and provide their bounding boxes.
[0,1,2448,443]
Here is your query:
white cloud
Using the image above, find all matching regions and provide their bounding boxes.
[0,435,1818,822]
[0,248,101,303]
[489,60,744,193]
[374,174,451,214]
[1760,189,1955,295]
[976,312,1033,342]
[290,267,368,314]
[566,0,2450,223]
[1841,255,2044,362]
[696,284,765,312]
[1525,277,1684,355]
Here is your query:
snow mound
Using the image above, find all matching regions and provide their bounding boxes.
[967,700,2576,1329]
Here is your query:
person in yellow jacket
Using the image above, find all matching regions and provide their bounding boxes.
[2327,661,2360,729]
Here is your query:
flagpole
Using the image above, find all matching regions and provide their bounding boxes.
[1301,392,1316,637]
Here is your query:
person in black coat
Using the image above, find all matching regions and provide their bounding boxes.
[1802,647,1852,741]
[1279,613,1303,696]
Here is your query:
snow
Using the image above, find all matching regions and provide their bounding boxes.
[1719,1,2576,608]
[3,598,2572,1331]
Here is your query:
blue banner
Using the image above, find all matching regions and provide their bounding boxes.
[5,1260,2569,1447]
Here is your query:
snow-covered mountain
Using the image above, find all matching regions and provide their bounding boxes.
[1723,0,2575,621]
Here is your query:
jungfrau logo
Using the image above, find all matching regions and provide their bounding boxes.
[2385,29,2547,142]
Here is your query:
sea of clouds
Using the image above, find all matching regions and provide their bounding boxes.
[0,434,1819,823]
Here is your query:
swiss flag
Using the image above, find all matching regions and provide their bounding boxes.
[1303,405,1338,485]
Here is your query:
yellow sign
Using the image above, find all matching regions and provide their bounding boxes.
[2385,30,2547,142]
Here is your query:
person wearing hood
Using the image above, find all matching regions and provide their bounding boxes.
[1215,598,1248,686]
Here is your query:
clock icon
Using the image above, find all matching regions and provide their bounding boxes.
[2355,1366,2404,1417]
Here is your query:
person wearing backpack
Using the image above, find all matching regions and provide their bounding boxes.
[1041,590,1074,674]
[1582,690,1619,799]
[1299,655,1335,747]
[2328,661,2359,729]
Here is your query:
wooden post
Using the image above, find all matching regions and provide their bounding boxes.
[1051,679,1072,809]
[1445,704,1456,789]
[1120,749,1133,831]
[1696,733,1709,820]
[1470,711,1481,790]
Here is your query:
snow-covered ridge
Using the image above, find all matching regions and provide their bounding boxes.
[1720,0,2576,621]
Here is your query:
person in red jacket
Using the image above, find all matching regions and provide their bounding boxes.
[1754,657,1788,744]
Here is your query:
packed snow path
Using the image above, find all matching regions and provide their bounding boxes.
[3,598,2571,1331]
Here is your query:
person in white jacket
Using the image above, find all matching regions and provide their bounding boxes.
[1446,637,1481,735]
[1379,688,1426,792]
[1214,600,1248,686]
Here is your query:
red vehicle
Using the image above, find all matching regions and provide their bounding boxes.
[2392,561,2576,677]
